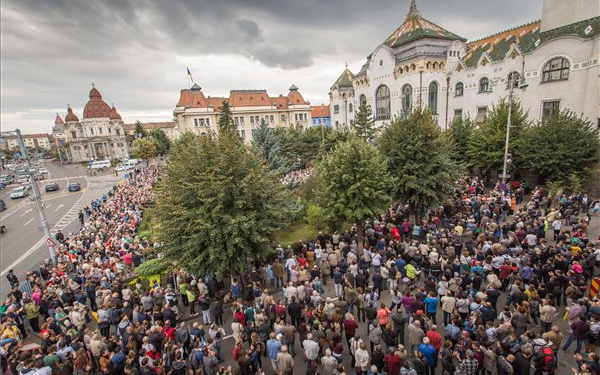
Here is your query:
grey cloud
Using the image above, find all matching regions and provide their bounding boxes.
[236,19,264,42]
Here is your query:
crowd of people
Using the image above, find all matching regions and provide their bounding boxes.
[279,169,313,189]
[2,168,600,375]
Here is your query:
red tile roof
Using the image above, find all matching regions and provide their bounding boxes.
[83,86,112,119]
[229,90,272,107]
[311,105,330,117]
[123,122,176,131]
[65,106,79,122]
[176,85,308,110]
[54,114,64,125]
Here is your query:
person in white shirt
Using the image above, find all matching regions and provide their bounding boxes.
[552,219,562,240]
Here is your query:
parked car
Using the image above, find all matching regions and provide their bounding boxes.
[0,183,4,190]
[39,167,49,174]
[68,182,81,192]
[0,199,6,211]
[33,173,45,181]
[10,186,29,199]
[17,175,29,184]
[0,175,14,185]
[45,182,60,192]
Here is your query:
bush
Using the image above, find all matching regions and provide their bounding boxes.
[304,204,327,231]
[134,258,169,277]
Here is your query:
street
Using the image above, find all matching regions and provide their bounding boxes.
[0,162,122,296]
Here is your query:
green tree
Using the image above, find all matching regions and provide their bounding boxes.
[251,120,284,169]
[518,110,600,181]
[131,138,157,162]
[148,129,171,156]
[354,101,375,140]
[134,121,147,138]
[153,132,289,275]
[446,116,475,163]
[218,101,235,134]
[314,136,392,233]
[467,98,528,174]
[379,109,462,219]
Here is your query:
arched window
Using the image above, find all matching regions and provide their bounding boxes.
[375,85,391,120]
[428,82,438,114]
[479,77,491,93]
[455,82,464,97]
[433,62,438,69]
[440,62,445,69]
[507,71,520,88]
[402,84,412,114]
[542,57,570,82]
[426,62,432,69]
[411,64,416,71]
[359,94,366,104]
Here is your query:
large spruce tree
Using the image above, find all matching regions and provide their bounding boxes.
[354,101,375,140]
[153,132,289,275]
[218,100,235,134]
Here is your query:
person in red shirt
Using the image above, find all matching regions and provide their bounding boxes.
[343,314,359,349]
[377,303,392,326]
[499,261,513,289]
[384,348,402,375]
[426,325,443,352]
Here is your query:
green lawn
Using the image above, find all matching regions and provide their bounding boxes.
[275,219,316,246]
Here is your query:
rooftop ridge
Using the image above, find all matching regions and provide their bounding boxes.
[467,20,541,45]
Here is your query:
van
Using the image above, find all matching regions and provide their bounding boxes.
[89,160,111,170]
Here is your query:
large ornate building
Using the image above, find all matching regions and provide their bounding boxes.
[174,84,312,142]
[330,0,600,129]
[59,85,129,163]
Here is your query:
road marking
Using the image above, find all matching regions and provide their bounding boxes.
[46,203,52,208]
[23,218,34,226]
[1,175,90,277]
[20,208,33,217]
[54,204,65,212]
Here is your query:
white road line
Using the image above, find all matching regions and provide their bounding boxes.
[46,203,52,208]
[20,208,33,217]
[23,218,34,226]
[1,175,90,277]
[54,204,65,212]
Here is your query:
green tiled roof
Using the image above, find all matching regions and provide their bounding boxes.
[383,0,465,48]
[334,69,355,89]
[463,16,599,68]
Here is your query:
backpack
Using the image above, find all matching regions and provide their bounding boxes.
[190,349,204,370]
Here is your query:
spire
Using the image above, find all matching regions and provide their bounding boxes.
[407,0,421,20]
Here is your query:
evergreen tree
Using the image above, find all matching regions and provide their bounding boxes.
[153,132,289,275]
[314,136,392,232]
[148,128,171,156]
[134,121,147,138]
[251,119,281,169]
[446,116,475,163]
[467,98,528,174]
[130,138,157,162]
[518,109,600,181]
[379,109,462,219]
[354,101,375,140]
[218,101,235,134]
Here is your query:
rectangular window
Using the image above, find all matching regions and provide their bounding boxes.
[90,128,94,135]
[234,117,239,125]
[542,100,560,119]
[334,105,340,114]
[476,106,488,123]
[98,128,103,134]
[281,115,287,122]
[108,128,112,134]
[269,115,274,123]
[116,129,120,136]
[454,109,463,119]
[250,116,255,124]
[240,117,245,125]
[206,118,210,126]
[295,114,298,121]
[238,129,246,139]
[194,119,198,127]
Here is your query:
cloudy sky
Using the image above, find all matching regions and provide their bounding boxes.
[1,0,542,133]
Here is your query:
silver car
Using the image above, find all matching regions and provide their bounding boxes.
[10,186,29,199]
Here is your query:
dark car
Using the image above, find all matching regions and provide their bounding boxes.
[0,199,6,211]
[68,182,81,192]
[45,182,60,192]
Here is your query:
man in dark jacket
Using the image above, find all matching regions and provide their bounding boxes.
[287,296,302,327]
[391,310,407,345]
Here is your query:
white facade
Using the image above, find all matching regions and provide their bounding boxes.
[330,0,600,130]
[3,134,53,151]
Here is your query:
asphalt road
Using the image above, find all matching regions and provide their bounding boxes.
[0,162,122,295]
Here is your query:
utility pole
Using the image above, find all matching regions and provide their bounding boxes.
[501,85,513,185]
[15,129,57,265]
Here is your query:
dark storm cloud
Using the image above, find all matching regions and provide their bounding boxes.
[1,0,542,132]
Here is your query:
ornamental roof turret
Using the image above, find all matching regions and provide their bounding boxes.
[383,0,466,48]
[333,67,355,89]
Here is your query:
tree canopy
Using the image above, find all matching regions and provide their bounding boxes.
[131,138,157,161]
[148,128,171,156]
[134,121,147,138]
[467,98,528,174]
[354,101,375,140]
[313,136,392,230]
[152,132,290,275]
[518,109,600,182]
[379,109,462,217]
[446,116,475,163]
[218,101,235,134]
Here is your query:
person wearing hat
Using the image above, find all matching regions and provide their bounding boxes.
[454,349,479,375]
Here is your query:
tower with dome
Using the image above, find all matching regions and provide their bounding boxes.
[59,85,129,163]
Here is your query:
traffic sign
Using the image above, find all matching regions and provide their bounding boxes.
[124,173,129,179]
[498,183,508,192]
[46,238,57,248]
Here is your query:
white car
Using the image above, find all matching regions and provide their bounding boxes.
[39,167,49,174]
[10,186,29,199]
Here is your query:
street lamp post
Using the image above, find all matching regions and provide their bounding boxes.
[320,106,325,144]
[501,71,528,184]
[2,129,57,265]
